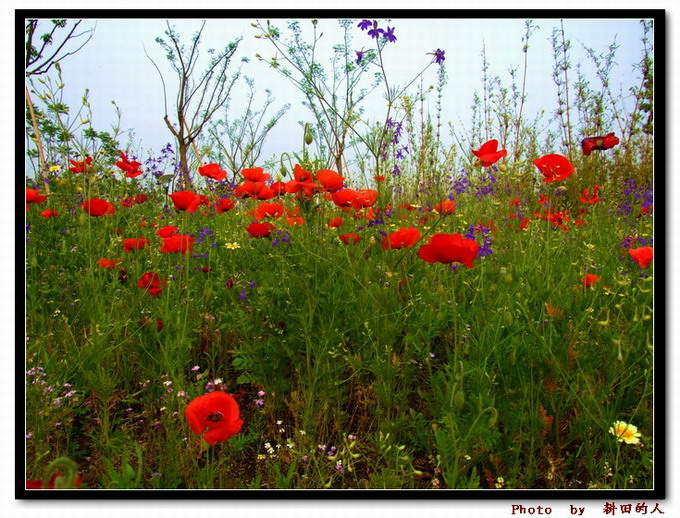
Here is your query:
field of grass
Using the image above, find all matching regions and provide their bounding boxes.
[23,17,656,491]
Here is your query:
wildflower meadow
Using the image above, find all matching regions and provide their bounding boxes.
[22,15,659,493]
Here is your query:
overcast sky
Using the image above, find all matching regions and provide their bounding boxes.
[26,16,649,167]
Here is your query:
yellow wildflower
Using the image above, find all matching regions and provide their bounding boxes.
[609,421,642,445]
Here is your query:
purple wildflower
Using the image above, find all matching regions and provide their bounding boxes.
[367,22,384,39]
[395,146,409,159]
[357,19,372,31]
[383,26,397,43]
[430,48,445,64]
[355,50,367,64]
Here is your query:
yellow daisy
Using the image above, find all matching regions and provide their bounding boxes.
[609,421,642,444]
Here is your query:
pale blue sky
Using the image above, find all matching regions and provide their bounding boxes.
[27,16,649,168]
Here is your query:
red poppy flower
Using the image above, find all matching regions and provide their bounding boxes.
[316,169,345,192]
[234,180,275,200]
[26,188,47,205]
[434,199,456,215]
[328,217,344,228]
[123,237,149,252]
[352,189,379,209]
[418,233,479,268]
[579,185,600,204]
[374,175,385,183]
[185,391,244,445]
[98,258,121,269]
[198,163,227,182]
[169,191,202,213]
[339,233,362,245]
[26,473,83,489]
[285,164,318,197]
[536,209,571,232]
[116,151,143,178]
[472,139,507,167]
[639,204,653,217]
[161,234,195,254]
[246,221,275,238]
[234,181,262,198]
[256,185,276,200]
[331,188,359,207]
[215,198,235,214]
[365,208,379,220]
[137,271,165,296]
[68,156,93,174]
[156,225,179,238]
[628,247,653,269]
[241,167,270,182]
[286,215,304,226]
[121,195,148,207]
[383,227,422,250]
[510,198,522,206]
[519,218,530,230]
[538,194,548,205]
[581,132,620,156]
[270,181,287,196]
[83,198,115,217]
[254,202,285,220]
[40,209,59,218]
[582,274,600,288]
[534,154,574,183]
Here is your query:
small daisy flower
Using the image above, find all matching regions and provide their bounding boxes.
[609,421,642,444]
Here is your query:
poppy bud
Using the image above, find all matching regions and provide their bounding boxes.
[499,164,507,172]
[436,284,446,296]
[504,273,513,284]
[503,311,513,326]
[304,131,314,145]
[453,390,465,410]
[487,408,498,428]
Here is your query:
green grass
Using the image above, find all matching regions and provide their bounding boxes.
[24,157,654,489]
